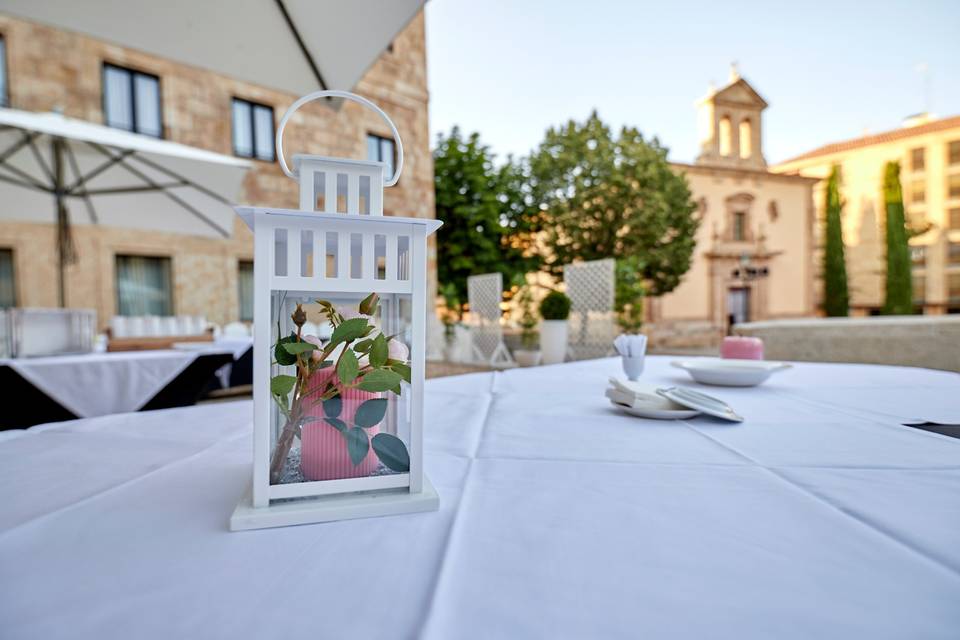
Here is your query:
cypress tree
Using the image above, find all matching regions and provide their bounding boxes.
[822,165,849,316]
[882,161,913,315]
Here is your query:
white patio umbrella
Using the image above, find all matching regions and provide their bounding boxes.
[1,0,426,96]
[0,107,250,306]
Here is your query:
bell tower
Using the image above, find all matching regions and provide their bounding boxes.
[696,64,768,170]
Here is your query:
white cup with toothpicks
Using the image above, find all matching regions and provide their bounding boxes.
[614,334,648,381]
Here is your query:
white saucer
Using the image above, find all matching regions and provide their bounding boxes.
[605,389,701,420]
[609,399,701,420]
[671,358,791,387]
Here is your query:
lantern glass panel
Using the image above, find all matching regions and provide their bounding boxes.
[268,289,413,489]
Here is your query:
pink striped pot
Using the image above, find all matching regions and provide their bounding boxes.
[300,368,382,481]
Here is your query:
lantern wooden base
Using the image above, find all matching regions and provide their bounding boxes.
[229,476,439,531]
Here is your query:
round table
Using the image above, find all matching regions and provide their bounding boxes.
[1,356,958,639]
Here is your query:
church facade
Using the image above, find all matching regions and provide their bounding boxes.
[646,70,817,348]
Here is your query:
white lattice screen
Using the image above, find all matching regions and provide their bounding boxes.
[563,259,617,360]
[467,272,514,367]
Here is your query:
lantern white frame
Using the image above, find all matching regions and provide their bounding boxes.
[230,91,441,531]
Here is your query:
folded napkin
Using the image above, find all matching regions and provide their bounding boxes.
[606,377,688,411]
[614,334,647,357]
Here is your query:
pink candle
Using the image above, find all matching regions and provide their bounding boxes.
[720,336,764,360]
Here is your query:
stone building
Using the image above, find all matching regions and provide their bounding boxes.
[773,114,960,315]
[648,68,816,347]
[0,9,435,328]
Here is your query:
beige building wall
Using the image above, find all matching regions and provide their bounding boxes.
[773,115,960,314]
[649,70,815,347]
[0,11,436,328]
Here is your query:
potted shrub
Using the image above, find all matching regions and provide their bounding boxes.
[513,285,541,367]
[539,290,571,365]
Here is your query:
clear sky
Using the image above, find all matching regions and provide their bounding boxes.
[425,0,960,165]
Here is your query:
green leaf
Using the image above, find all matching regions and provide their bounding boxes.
[354,398,388,428]
[329,317,368,346]
[322,396,342,418]
[390,362,411,384]
[337,348,360,385]
[371,433,410,472]
[283,342,317,355]
[369,333,389,368]
[345,427,369,465]
[274,334,297,366]
[353,339,374,353]
[356,369,402,392]
[390,384,402,396]
[325,417,347,433]
[270,374,297,396]
[358,292,379,316]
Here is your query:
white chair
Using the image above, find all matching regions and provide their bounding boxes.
[467,272,514,367]
[564,259,617,360]
[223,322,250,337]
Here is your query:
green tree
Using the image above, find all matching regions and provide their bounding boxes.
[529,111,699,296]
[882,161,913,315]
[433,128,541,317]
[822,165,849,316]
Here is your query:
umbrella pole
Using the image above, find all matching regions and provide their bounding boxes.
[53,137,67,307]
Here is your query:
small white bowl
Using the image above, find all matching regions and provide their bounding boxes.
[671,358,791,387]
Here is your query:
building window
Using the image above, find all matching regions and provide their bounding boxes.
[238,260,254,321]
[910,179,926,204]
[948,140,960,166]
[910,245,926,268]
[232,98,275,161]
[0,248,15,308]
[950,207,960,230]
[738,119,752,159]
[366,133,395,180]
[115,255,172,316]
[949,242,960,266]
[912,274,925,304]
[718,116,732,157]
[948,174,960,199]
[0,36,8,108]
[910,147,925,172]
[102,64,162,137]
[949,273,960,305]
[732,212,747,241]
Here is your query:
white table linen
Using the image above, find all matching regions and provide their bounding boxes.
[1,351,207,418]
[1,356,959,639]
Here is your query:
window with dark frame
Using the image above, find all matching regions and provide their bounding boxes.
[115,255,173,316]
[732,211,747,241]
[949,140,960,165]
[949,242,960,266]
[948,174,960,200]
[366,133,396,182]
[910,147,925,172]
[232,98,275,162]
[238,260,254,321]
[910,179,926,204]
[0,36,8,108]
[950,207,960,230]
[0,248,16,308]
[102,63,162,137]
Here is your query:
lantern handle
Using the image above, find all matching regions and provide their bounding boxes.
[275,89,404,187]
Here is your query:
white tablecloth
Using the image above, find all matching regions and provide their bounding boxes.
[1,357,959,639]
[1,351,208,418]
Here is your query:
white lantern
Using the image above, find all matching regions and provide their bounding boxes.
[230,91,441,530]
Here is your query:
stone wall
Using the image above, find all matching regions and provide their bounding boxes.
[735,316,960,372]
[0,11,436,328]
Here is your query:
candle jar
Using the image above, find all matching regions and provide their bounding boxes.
[720,336,764,360]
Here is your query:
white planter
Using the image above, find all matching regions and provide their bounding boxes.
[514,349,542,367]
[540,320,568,365]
